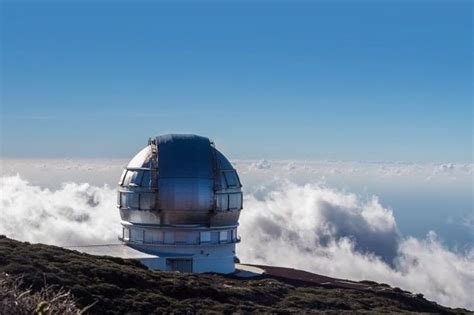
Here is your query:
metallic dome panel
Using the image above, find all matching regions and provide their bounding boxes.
[127,145,152,169]
[118,134,242,227]
[156,134,213,179]
[156,134,214,212]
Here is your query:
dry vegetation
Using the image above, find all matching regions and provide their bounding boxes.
[0,272,85,314]
[0,236,469,314]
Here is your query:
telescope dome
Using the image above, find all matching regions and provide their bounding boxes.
[118,134,242,227]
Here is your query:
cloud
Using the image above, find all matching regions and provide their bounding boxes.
[266,160,472,176]
[241,182,399,262]
[2,159,473,189]
[434,163,455,174]
[0,173,472,310]
[0,175,120,246]
[237,182,474,310]
[250,159,272,170]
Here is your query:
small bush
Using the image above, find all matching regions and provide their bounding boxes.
[0,272,85,314]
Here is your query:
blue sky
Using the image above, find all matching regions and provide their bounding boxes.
[1,0,472,161]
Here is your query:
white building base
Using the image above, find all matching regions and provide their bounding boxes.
[66,243,236,274]
[128,243,236,273]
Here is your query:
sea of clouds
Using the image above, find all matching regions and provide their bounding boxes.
[0,159,473,309]
[238,180,473,310]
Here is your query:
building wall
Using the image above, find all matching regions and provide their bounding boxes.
[122,225,239,245]
[132,242,236,274]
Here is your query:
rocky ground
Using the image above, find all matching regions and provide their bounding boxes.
[0,236,470,314]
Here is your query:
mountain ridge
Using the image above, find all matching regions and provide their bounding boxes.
[0,236,469,314]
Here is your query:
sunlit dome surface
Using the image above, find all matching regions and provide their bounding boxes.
[118,134,242,226]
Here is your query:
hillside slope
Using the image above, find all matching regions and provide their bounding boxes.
[0,236,469,314]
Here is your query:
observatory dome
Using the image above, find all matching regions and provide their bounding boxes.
[118,134,242,227]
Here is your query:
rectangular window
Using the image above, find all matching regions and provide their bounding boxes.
[120,193,127,208]
[132,229,144,242]
[200,231,211,243]
[164,231,174,244]
[211,231,219,243]
[187,232,199,244]
[129,193,139,209]
[219,174,226,190]
[228,193,242,210]
[120,192,139,209]
[216,194,229,211]
[219,231,228,242]
[140,193,155,210]
[224,171,239,187]
[155,230,164,243]
[122,171,135,186]
[145,230,163,243]
[123,228,130,240]
[130,171,143,187]
[144,230,153,243]
[119,169,127,186]
[141,170,151,187]
[175,231,187,244]
[168,259,193,273]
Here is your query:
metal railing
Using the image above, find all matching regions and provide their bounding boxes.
[118,236,241,246]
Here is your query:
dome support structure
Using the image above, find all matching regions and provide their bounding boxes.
[118,134,243,273]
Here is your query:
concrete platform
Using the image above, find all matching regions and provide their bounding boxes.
[66,244,159,259]
[234,264,265,278]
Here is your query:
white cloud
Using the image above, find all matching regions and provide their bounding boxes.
[237,182,474,310]
[250,159,272,170]
[434,163,455,174]
[0,175,120,246]
[285,162,297,171]
[2,159,472,188]
[0,162,472,310]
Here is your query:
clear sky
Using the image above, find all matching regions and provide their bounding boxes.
[1,0,472,161]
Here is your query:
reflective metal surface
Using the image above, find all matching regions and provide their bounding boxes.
[118,134,242,227]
